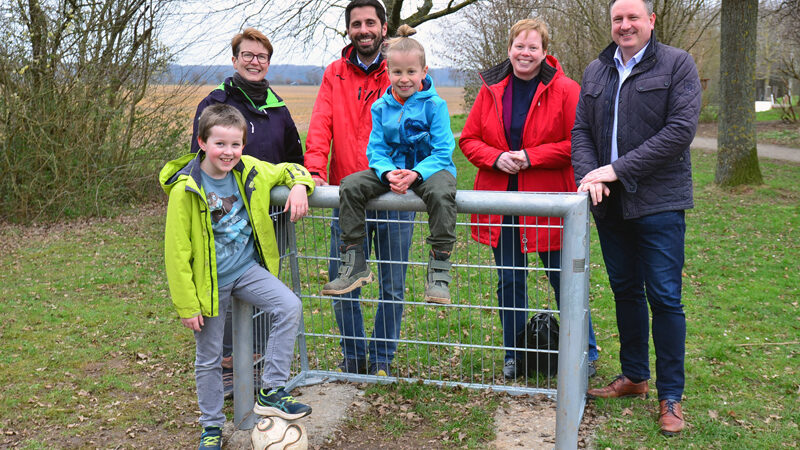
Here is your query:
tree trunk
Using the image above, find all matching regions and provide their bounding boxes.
[716,0,762,186]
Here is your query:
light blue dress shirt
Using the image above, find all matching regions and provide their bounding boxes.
[611,42,650,162]
[357,53,381,71]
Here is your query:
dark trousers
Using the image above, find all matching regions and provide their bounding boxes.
[339,169,457,251]
[492,215,599,363]
[594,191,687,401]
[329,208,413,363]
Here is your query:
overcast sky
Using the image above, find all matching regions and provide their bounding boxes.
[163,1,451,68]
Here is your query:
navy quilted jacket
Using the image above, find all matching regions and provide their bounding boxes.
[571,33,702,219]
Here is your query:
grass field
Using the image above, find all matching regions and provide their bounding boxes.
[1,126,799,447]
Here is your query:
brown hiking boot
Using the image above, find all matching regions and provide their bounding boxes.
[424,249,452,304]
[322,244,373,295]
[658,399,685,436]
[587,374,649,399]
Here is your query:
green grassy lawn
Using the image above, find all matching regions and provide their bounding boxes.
[700,98,799,124]
[589,150,800,447]
[1,126,798,447]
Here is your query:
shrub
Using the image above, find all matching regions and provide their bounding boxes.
[0,0,187,222]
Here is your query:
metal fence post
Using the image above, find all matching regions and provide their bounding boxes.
[555,192,590,449]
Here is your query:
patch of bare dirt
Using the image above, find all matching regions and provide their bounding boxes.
[491,395,556,449]
[490,394,603,449]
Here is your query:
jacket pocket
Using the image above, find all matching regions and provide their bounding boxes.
[635,75,671,93]
[581,81,605,100]
[633,75,671,122]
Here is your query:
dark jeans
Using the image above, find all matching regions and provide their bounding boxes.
[594,194,686,401]
[493,216,600,363]
[329,208,414,364]
[331,168,457,364]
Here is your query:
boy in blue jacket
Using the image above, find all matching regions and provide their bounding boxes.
[322,25,457,306]
[160,104,314,449]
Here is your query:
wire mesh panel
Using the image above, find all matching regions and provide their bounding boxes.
[291,209,564,393]
[236,186,590,448]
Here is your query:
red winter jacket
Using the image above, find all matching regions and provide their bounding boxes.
[304,45,390,185]
[460,55,579,252]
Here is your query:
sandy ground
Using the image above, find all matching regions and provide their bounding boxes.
[217,382,592,449]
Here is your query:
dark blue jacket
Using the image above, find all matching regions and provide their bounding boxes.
[571,33,702,219]
[191,77,304,165]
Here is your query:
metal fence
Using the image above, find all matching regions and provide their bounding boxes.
[232,186,591,449]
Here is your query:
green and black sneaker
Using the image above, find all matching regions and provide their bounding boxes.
[198,426,221,450]
[253,387,312,420]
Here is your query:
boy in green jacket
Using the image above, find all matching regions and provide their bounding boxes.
[160,104,314,449]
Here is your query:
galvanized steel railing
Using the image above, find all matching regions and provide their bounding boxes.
[232,186,591,449]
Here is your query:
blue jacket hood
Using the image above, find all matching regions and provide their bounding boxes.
[367,75,456,182]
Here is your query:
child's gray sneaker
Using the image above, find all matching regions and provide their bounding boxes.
[321,244,373,295]
[424,249,452,304]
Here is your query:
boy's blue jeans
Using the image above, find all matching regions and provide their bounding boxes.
[194,264,301,428]
[492,216,600,364]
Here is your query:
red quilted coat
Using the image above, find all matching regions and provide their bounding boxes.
[459,55,579,252]
[304,44,390,185]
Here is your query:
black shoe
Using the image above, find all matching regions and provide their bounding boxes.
[503,360,520,380]
[337,357,368,374]
[198,426,221,450]
[369,362,392,377]
[253,387,312,420]
[588,361,597,378]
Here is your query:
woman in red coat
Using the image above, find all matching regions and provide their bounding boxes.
[460,18,599,380]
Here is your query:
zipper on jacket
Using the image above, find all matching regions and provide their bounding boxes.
[240,166,268,269]
[358,87,362,100]
[203,206,216,315]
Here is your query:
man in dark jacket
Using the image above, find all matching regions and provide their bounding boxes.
[571,0,701,436]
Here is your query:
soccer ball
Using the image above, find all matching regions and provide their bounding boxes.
[251,416,308,450]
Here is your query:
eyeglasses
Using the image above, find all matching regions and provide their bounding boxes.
[238,51,269,64]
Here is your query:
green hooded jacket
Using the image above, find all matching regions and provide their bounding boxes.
[160,153,314,319]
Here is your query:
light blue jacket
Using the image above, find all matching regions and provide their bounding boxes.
[367,75,456,182]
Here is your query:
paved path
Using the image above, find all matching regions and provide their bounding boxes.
[452,132,800,163]
[692,136,800,163]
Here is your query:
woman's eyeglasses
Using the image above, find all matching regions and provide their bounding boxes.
[238,51,269,64]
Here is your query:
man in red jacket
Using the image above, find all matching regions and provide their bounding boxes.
[305,0,415,377]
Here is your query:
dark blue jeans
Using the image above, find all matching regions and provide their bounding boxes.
[594,205,686,402]
[493,216,600,363]
[329,208,415,364]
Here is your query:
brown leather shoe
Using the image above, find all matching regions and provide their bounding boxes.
[658,399,685,436]
[587,374,649,399]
